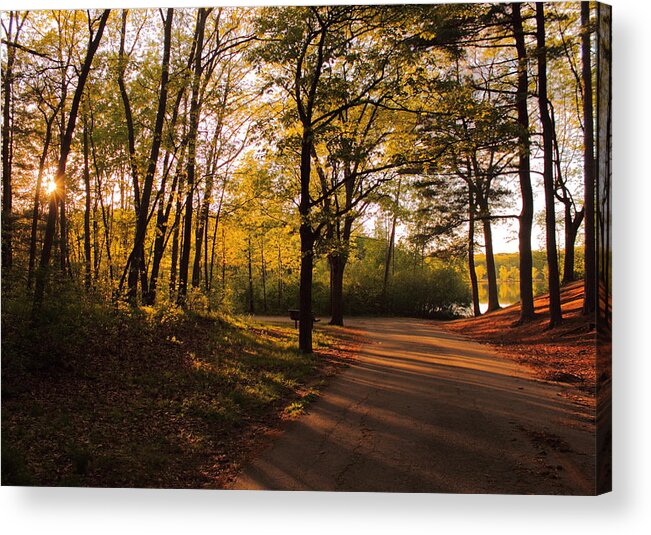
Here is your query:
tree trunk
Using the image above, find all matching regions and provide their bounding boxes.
[381,179,401,311]
[178,8,209,305]
[221,227,227,293]
[298,127,315,353]
[482,215,500,313]
[247,235,255,314]
[536,3,563,327]
[260,237,268,313]
[89,113,114,284]
[468,188,481,317]
[169,206,181,295]
[277,245,283,310]
[122,8,173,304]
[562,206,584,284]
[581,2,597,315]
[83,121,92,289]
[27,113,56,289]
[192,172,213,289]
[1,12,18,272]
[147,158,181,305]
[33,10,110,316]
[329,213,353,326]
[511,2,536,323]
[329,253,346,326]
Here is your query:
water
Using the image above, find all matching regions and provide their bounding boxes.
[475,281,548,315]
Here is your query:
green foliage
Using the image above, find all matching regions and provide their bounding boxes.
[1,283,337,487]
[342,236,470,318]
[386,267,470,319]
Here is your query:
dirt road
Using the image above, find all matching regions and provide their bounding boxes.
[233,317,596,494]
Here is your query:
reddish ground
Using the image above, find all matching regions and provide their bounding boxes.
[440,281,598,395]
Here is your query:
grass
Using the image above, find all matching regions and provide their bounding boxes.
[1,285,350,488]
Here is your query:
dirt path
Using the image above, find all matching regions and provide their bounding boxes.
[233,317,596,494]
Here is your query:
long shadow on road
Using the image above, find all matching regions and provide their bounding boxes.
[233,317,596,494]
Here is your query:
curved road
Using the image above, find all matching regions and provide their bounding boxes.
[233,318,596,494]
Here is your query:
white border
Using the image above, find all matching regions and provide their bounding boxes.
[2,0,650,533]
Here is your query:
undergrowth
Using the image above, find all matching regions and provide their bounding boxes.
[2,283,339,488]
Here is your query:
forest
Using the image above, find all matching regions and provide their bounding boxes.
[1,3,610,489]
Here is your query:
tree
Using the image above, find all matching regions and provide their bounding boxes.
[535,3,562,327]
[581,1,596,314]
[33,9,111,315]
[511,2,536,323]
[117,8,174,304]
[1,11,27,272]
[253,6,398,352]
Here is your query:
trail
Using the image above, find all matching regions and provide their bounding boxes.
[233,317,595,494]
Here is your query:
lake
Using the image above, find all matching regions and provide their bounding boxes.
[476,281,548,314]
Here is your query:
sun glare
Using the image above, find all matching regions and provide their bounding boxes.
[46,179,57,195]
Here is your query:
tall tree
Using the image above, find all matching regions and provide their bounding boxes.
[33,9,111,315]
[536,2,563,327]
[178,7,211,305]
[1,11,27,272]
[115,8,174,304]
[581,1,596,315]
[511,2,536,323]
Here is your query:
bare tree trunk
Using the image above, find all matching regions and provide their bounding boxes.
[536,3,563,327]
[512,2,536,323]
